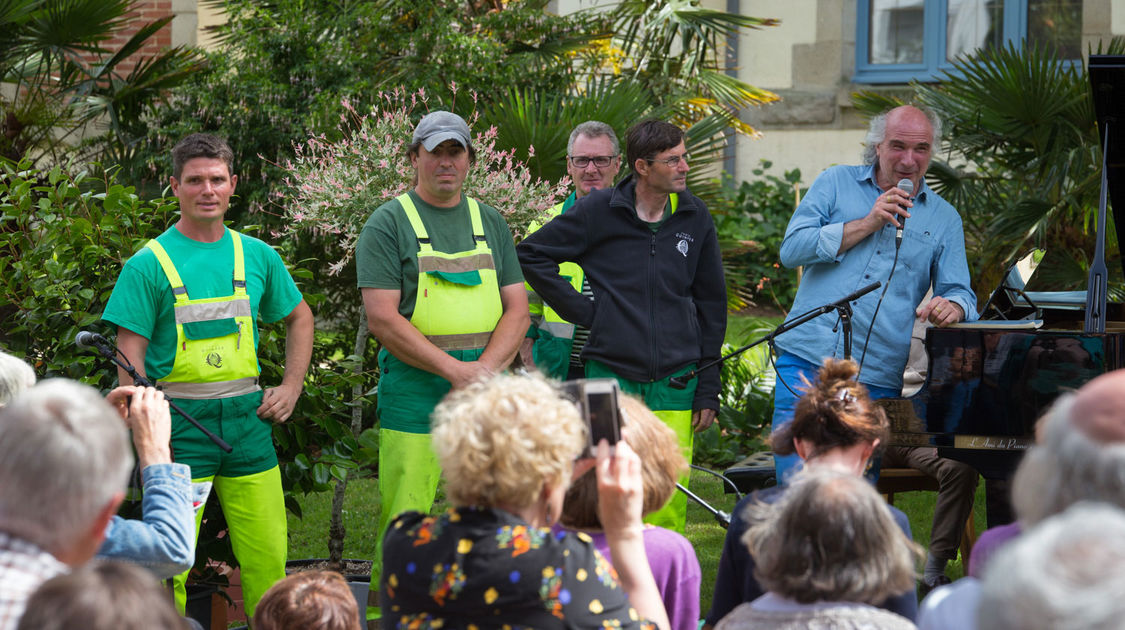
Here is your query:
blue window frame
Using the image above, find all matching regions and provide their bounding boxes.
[855,0,1082,84]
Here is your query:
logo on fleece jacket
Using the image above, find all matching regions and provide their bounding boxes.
[675,232,694,257]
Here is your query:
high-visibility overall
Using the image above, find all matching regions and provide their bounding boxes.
[586,359,696,535]
[373,194,503,610]
[147,230,285,617]
[525,198,584,380]
[145,231,261,399]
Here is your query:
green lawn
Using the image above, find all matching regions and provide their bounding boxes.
[286,468,982,617]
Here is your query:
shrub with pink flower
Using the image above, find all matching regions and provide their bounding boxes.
[276,88,567,275]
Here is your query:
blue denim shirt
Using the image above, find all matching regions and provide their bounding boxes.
[97,462,195,578]
[775,164,977,390]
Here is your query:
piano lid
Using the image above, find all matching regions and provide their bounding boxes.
[1089,55,1125,283]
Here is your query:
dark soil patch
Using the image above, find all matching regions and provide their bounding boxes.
[286,558,373,580]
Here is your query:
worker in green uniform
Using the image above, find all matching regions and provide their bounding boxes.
[518,120,727,534]
[519,121,622,381]
[103,133,314,618]
[355,111,529,607]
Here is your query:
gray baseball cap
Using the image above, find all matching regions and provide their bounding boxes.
[413,111,472,152]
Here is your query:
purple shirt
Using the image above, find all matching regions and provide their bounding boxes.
[968,522,1022,578]
[554,525,702,630]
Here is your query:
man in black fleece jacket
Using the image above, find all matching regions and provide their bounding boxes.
[517,119,726,533]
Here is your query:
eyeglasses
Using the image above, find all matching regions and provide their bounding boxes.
[568,155,617,168]
[646,153,689,167]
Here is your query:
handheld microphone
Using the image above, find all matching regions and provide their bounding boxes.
[75,330,111,350]
[895,178,913,249]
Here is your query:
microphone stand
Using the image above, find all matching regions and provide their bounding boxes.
[677,482,730,529]
[669,281,880,390]
[84,338,234,453]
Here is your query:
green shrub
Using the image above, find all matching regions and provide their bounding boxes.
[714,162,804,312]
[0,161,177,382]
[692,319,777,469]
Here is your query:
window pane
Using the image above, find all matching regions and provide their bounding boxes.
[1027,0,1082,59]
[947,0,1005,62]
[869,0,925,65]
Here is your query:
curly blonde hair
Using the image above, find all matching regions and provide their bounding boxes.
[431,374,586,509]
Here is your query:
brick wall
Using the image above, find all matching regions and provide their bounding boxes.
[85,0,174,76]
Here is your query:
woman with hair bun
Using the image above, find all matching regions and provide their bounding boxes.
[703,358,919,628]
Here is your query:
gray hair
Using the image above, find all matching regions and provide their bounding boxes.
[0,351,35,407]
[0,379,133,552]
[17,560,188,630]
[567,121,620,156]
[862,106,943,165]
[977,502,1125,630]
[1011,393,1125,526]
[743,468,922,604]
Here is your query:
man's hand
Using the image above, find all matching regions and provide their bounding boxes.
[445,360,496,390]
[917,296,964,327]
[868,184,913,231]
[839,184,913,254]
[108,385,172,469]
[257,382,301,423]
[692,407,717,432]
[518,338,537,370]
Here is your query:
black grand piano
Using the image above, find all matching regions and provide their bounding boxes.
[880,54,1125,481]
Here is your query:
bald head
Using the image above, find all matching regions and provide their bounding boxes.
[1069,369,1125,443]
[1011,370,1125,527]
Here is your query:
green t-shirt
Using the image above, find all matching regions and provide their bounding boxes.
[103,226,304,381]
[355,191,524,319]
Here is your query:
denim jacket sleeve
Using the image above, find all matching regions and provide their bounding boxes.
[97,462,196,578]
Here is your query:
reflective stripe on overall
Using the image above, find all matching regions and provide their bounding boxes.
[372,194,505,602]
[145,229,260,399]
[400,193,502,346]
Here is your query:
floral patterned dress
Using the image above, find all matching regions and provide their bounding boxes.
[381,506,659,630]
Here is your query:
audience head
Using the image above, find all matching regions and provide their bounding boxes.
[0,379,133,564]
[1012,369,1125,527]
[0,350,35,406]
[560,394,688,529]
[16,560,187,630]
[743,468,921,605]
[977,502,1125,630]
[771,359,889,471]
[255,570,362,630]
[431,374,585,519]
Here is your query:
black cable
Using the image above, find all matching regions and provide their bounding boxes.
[856,240,903,380]
[689,464,743,500]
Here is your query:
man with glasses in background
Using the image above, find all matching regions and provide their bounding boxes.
[518,119,726,533]
[519,121,621,380]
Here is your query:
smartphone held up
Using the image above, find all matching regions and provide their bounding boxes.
[561,378,622,457]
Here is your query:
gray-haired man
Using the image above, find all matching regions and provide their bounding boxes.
[520,121,622,380]
[0,380,133,630]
